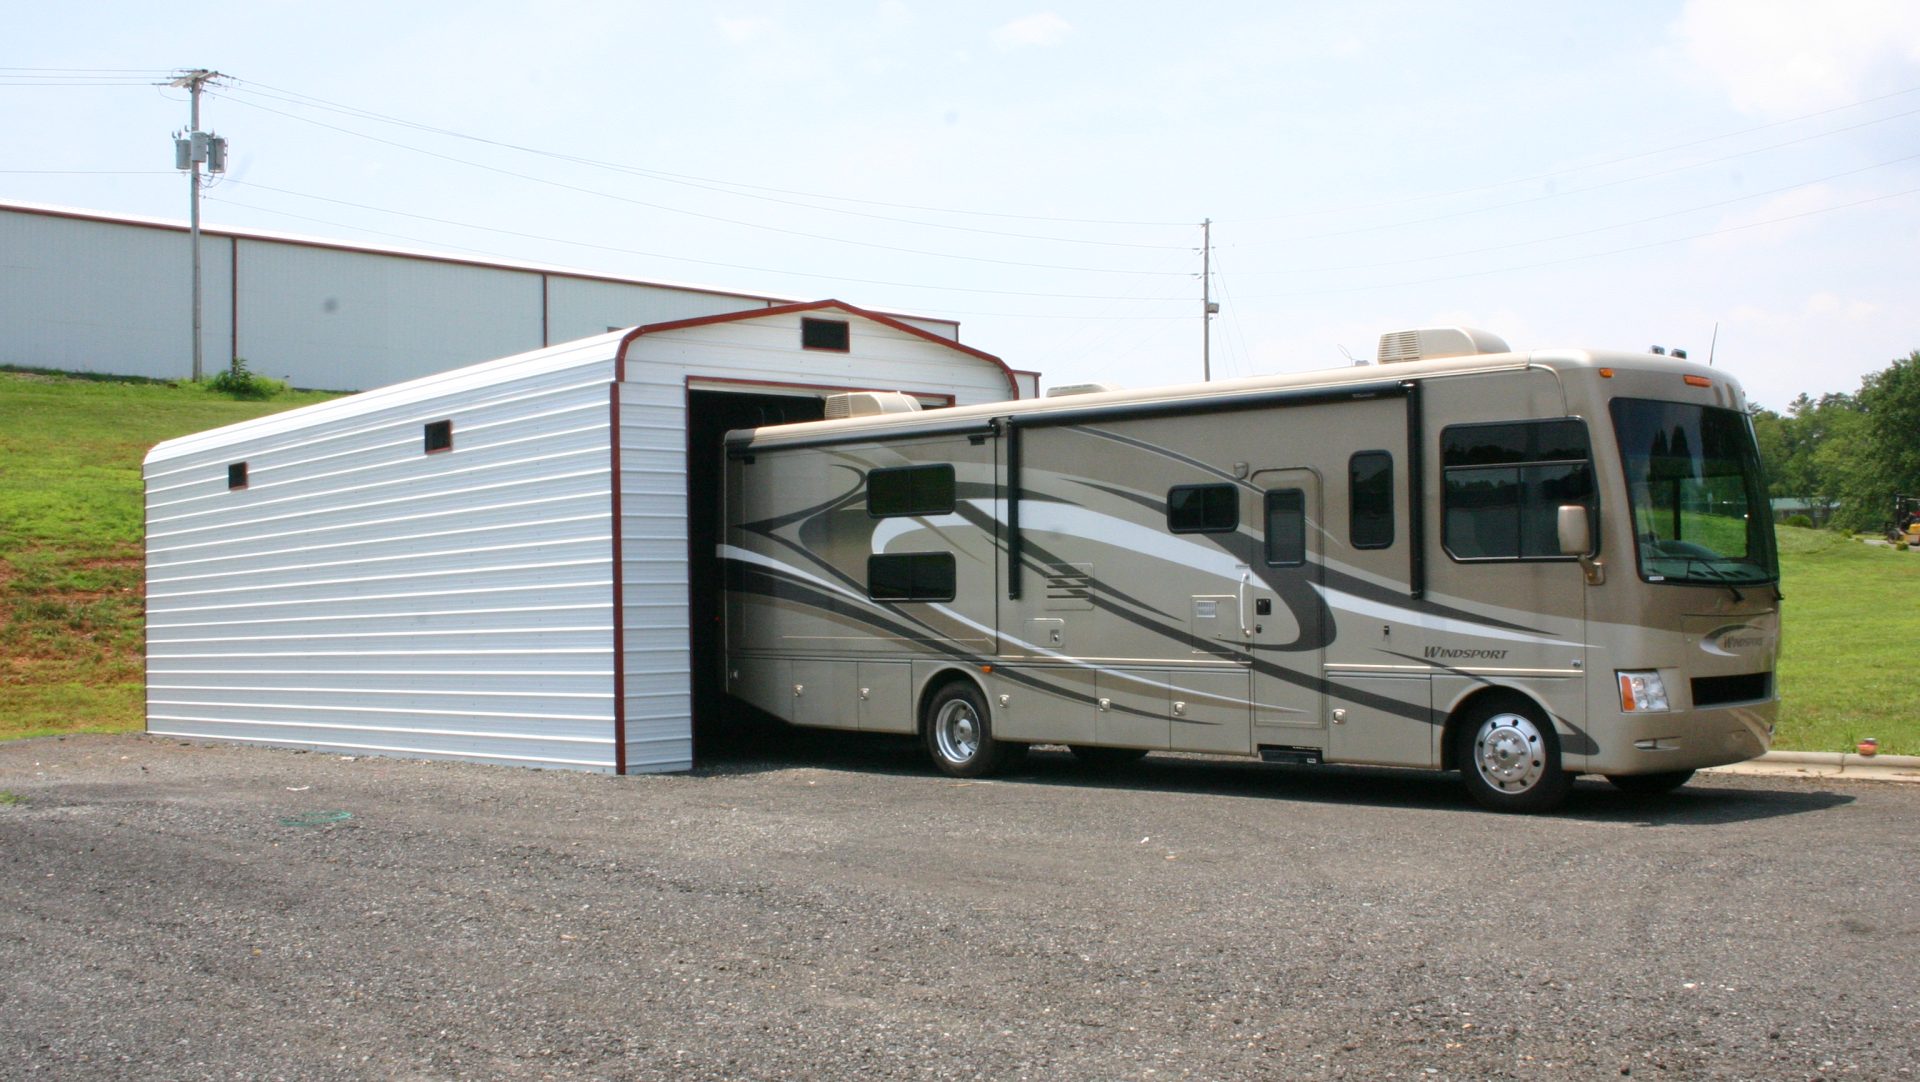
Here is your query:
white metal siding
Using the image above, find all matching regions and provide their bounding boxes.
[145,338,622,770]
[608,311,1016,766]
[237,240,544,390]
[546,277,770,346]
[0,208,233,378]
[5,203,969,390]
[615,383,694,771]
[143,307,1014,775]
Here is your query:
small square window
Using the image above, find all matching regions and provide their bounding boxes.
[227,462,248,490]
[801,318,851,352]
[1168,484,1238,533]
[424,420,453,454]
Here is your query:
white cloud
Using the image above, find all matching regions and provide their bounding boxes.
[1672,0,1920,116]
[1805,292,1881,320]
[717,16,776,45]
[993,12,1072,51]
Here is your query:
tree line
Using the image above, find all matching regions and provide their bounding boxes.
[1750,349,1920,532]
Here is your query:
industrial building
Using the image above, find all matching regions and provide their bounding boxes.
[1,199,971,390]
[143,301,1030,772]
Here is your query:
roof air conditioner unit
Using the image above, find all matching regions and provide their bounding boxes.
[1046,382,1122,397]
[823,391,924,419]
[1375,327,1510,364]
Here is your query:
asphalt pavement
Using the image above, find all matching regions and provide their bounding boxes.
[2,732,1916,1080]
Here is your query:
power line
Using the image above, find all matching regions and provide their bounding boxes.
[220,176,1188,278]
[226,79,1194,229]
[1243,149,1920,276]
[1237,183,1920,300]
[215,94,1192,264]
[1253,105,1920,246]
[1223,83,1920,225]
[205,187,1194,303]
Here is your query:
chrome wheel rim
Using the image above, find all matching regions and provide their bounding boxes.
[1472,711,1547,793]
[934,699,981,764]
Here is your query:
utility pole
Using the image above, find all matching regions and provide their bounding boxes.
[1200,218,1219,381]
[168,69,228,381]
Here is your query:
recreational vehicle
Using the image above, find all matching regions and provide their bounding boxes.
[719,328,1780,812]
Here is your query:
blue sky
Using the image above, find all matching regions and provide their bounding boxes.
[7,1,1918,409]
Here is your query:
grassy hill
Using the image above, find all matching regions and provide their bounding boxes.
[2,369,1915,754]
[0,369,340,740]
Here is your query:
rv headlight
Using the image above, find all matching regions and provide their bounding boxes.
[1618,670,1671,713]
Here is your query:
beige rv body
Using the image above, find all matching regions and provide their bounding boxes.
[720,339,1779,803]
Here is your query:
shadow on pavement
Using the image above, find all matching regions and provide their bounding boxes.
[693,721,1856,825]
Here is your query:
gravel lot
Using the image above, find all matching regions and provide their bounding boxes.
[2,730,1915,1081]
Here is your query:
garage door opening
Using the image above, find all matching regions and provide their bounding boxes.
[685,388,827,759]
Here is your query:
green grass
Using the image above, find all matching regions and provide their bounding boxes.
[0,370,338,739]
[1,371,1915,756]
[1772,526,1920,755]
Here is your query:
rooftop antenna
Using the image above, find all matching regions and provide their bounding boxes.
[1707,321,1719,367]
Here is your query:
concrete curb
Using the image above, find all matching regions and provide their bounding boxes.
[1704,750,1920,782]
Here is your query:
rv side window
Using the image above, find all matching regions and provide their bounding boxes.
[868,465,955,517]
[867,552,956,601]
[1442,419,1594,560]
[1264,489,1306,566]
[1349,452,1393,549]
[1168,484,1237,533]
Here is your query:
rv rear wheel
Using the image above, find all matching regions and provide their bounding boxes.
[1605,769,1694,795]
[923,682,1019,778]
[1456,699,1570,813]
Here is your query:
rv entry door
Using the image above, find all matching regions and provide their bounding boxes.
[1244,468,1327,749]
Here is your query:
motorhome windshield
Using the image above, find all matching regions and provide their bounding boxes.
[1609,398,1779,586]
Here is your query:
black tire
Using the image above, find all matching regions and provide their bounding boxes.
[1067,745,1149,770]
[1606,769,1695,795]
[923,681,1017,778]
[1455,698,1570,813]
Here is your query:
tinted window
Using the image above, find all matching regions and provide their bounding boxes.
[868,465,955,517]
[1168,484,1238,533]
[1265,489,1306,566]
[1442,420,1594,560]
[1349,452,1393,549]
[424,419,453,454]
[868,553,956,601]
[227,462,248,490]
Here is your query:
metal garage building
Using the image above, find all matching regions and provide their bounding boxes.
[1,200,970,390]
[143,302,1030,772]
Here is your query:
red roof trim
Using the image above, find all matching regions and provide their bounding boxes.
[608,385,628,776]
[614,299,1019,398]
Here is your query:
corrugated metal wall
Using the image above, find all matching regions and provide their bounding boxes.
[0,210,232,379]
[145,337,626,770]
[610,311,1019,770]
[144,306,1020,775]
[3,203,971,390]
[235,240,545,391]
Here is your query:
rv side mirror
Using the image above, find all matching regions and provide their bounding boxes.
[1557,505,1592,556]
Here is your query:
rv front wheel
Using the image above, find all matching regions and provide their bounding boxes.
[924,682,1016,778]
[1456,699,1569,813]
